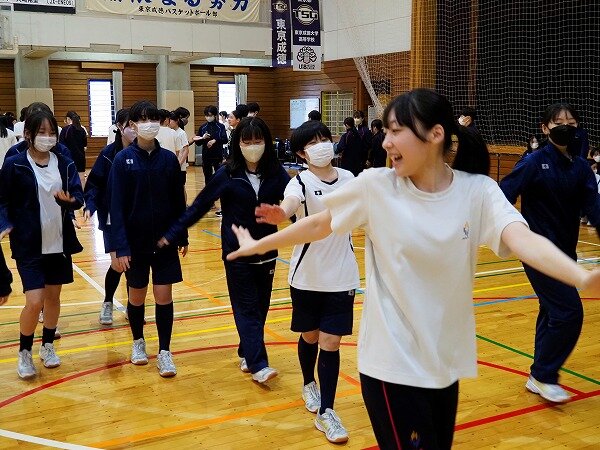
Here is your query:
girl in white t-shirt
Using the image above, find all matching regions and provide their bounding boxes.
[255,121,359,443]
[227,89,600,449]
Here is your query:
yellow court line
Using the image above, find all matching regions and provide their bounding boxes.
[91,387,362,449]
[472,282,531,293]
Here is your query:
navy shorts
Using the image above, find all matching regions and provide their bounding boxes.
[102,230,114,254]
[125,247,182,289]
[16,253,74,292]
[290,286,355,336]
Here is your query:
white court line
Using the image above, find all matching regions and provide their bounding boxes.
[72,263,127,316]
[0,429,98,449]
[579,240,600,248]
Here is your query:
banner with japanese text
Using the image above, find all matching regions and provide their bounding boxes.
[290,0,321,71]
[271,0,291,67]
[1,0,75,14]
[85,0,259,22]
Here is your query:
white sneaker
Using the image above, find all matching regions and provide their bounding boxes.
[157,350,177,377]
[315,408,349,443]
[526,375,571,403]
[130,338,148,365]
[17,349,37,379]
[302,381,321,413]
[252,366,278,384]
[39,343,61,368]
[38,311,44,323]
[239,357,250,373]
[99,302,114,325]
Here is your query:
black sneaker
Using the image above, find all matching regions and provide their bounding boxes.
[215,210,223,217]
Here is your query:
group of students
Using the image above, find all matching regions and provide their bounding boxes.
[1,90,600,448]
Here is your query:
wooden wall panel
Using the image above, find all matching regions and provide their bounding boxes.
[0,60,16,117]
[190,66,233,134]
[49,61,157,167]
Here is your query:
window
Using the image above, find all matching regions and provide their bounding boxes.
[88,80,114,137]
[322,91,354,136]
[218,82,237,116]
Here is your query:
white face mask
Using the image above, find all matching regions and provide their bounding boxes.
[241,143,265,163]
[206,116,215,122]
[458,116,466,126]
[34,135,57,153]
[247,112,256,117]
[121,126,137,144]
[594,156,600,163]
[353,118,362,126]
[531,142,539,150]
[135,121,160,140]
[305,141,334,167]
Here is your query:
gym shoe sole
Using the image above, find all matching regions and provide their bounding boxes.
[526,376,571,403]
[252,367,278,384]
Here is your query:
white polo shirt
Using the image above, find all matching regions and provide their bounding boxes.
[322,167,526,388]
[285,168,360,292]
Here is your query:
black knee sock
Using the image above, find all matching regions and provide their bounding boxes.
[298,335,318,386]
[155,302,174,352]
[318,349,340,414]
[41,327,56,346]
[19,333,34,352]
[104,266,122,303]
[127,302,145,341]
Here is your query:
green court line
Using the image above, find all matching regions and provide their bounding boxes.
[476,333,600,385]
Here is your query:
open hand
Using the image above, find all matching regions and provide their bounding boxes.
[226,225,260,260]
[255,203,287,225]
[54,190,76,203]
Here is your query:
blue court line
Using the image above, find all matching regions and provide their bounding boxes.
[473,294,537,307]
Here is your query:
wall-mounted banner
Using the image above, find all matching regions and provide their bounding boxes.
[85,0,259,22]
[1,0,75,14]
[271,0,291,67]
[290,0,321,71]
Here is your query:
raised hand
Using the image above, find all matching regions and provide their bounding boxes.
[226,225,260,260]
[255,203,287,225]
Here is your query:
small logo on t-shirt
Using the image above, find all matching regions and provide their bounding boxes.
[542,163,549,169]
[348,289,355,296]
[314,190,323,195]
[269,269,275,275]
[126,159,134,165]
[462,221,470,240]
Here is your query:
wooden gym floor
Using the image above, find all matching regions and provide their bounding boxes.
[0,167,599,449]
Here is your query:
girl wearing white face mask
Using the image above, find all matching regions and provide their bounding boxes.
[0,109,84,380]
[108,101,188,378]
[253,120,358,443]
[84,108,133,326]
[159,116,290,384]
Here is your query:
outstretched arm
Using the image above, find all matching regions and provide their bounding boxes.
[227,209,333,260]
[501,221,600,294]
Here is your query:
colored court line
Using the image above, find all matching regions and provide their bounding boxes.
[0,429,99,450]
[472,282,532,293]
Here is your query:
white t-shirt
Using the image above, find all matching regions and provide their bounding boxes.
[27,152,63,254]
[595,172,600,194]
[173,128,189,172]
[246,171,261,195]
[322,167,526,388]
[106,124,118,145]
[156,126,177,153]
[0,129,18,166]
[13,121,24,141]
[285,168,359,291]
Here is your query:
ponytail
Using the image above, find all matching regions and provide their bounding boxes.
[452,126,490,176]
[0,116,7,139]
[66,111,82,130]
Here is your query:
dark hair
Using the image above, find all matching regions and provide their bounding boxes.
[227,117,280,177]
[343,117,355,128]
[461,107,477,121]
[383,88,490,176]
[231,109,244,120]
[113,108,130,152]
[219,110,228,118]
[540,102,580,126]
[371,119,383,131]
[0,115,8,138]
[353,110,365,119]
[4,112,15,122]
[158,109,171,123]
[24,110,59,151]
[290,120,333,154]
[235,104,249,118]
[172,106,190,119]
[308,110,322,121]
[247,102,260,114]
[204,105,218,116]
[129,100,160,123]
[66,111,82,130]
[19,107,27,122]
[25,102,53,121]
